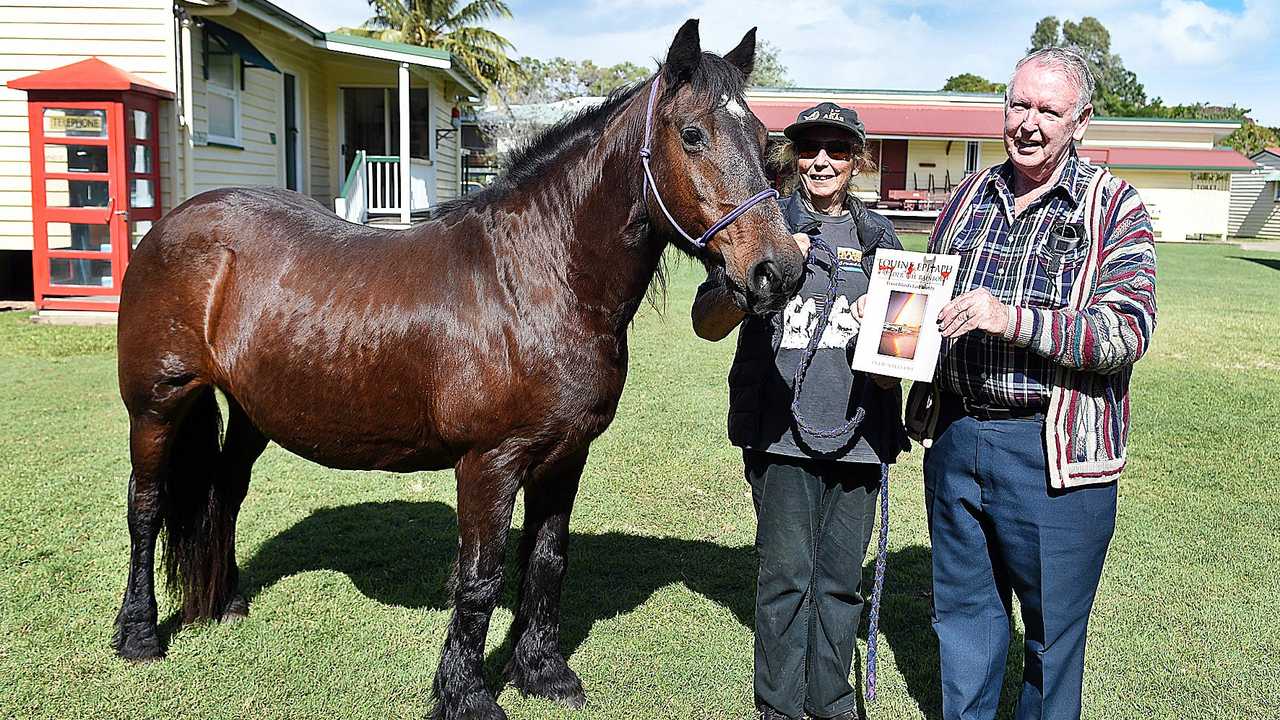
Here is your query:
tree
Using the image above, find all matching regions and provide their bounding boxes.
[498,57,649,103]
[1024,15,1273,149]
[748,40,793,88]
[1220,120,1280,157]
[579,60,650,96]
[337,0,523,89]
[942,73,1006,94]
[1024,15,1147,116]
[1028,16,1060,52]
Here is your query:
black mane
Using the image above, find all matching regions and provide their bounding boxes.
[431,51,748,218]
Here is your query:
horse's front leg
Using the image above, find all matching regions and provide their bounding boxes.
[432,449,522,720]
[505,449,587,708]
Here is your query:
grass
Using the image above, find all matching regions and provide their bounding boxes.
[2,241,1278,719]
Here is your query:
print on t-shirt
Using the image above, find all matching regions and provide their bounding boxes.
[779,293,860,350]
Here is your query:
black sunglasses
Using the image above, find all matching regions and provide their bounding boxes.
[794,139,855,161]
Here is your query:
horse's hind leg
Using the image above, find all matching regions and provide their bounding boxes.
[113,410,183,660]
[113,375,217,659]
[210,395,268,621]
[432,449,523,720]
[505,449,588,708]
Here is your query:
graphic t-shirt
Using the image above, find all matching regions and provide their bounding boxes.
[701,197,903,464]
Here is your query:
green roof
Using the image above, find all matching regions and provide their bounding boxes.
[749,86,1002,99]
[1091,115,1241,124]
[324,32,451,61]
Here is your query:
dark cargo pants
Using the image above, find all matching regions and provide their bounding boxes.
[745,449,881,719]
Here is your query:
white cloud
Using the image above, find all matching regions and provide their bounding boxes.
[1127,0,1274,65]
[264,0,1280,124]
[266,0,369,30]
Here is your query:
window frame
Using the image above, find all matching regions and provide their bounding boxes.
[204,32,242,147]
[964,141,980,176]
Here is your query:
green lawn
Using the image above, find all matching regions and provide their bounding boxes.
[2,241,1278,719]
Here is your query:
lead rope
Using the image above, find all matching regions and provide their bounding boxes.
[790,233,890,702]
[864,462,890,701]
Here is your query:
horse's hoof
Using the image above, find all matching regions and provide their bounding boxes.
[218,594,250,623]
[430,692,509,720]
[112,622,164,662]
[507,654,587,709]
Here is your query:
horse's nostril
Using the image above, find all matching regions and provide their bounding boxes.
[752,258,782,296]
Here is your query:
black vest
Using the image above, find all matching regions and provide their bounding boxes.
[721,194,909,463]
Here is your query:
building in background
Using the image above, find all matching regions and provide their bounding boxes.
[0,0,479,314]
[748,87,1256,240]
[1228,148,1280,240]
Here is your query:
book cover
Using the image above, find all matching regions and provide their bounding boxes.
[851,249,961,382]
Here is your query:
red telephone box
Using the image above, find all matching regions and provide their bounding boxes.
[8,58,173,312]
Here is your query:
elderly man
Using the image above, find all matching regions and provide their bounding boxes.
[909,48,1157,719]
[692,103,906,720]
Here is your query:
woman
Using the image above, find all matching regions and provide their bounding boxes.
[691,102,908,720]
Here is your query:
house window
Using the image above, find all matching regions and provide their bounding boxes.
[964,141,980,176]
[205,33,241,145]
[1274,181,1280,203]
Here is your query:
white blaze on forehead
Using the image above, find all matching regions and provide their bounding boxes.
[721,94,748,120]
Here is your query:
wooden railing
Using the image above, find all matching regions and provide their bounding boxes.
[365,155,402,216]
[334,150,368,223]
[334,153,437,224]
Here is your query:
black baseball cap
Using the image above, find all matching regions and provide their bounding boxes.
[783,102,866,144]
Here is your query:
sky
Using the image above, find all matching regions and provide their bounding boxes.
[273,0,1280,125]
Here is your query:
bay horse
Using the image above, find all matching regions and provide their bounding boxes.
[112,19,803,719]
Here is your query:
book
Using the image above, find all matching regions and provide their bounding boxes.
[851,249,961,382]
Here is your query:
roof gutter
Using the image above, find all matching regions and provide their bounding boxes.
[178,0,238,16]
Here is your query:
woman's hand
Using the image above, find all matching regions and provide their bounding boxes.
[852,294,899,389]
[793,232,811,256]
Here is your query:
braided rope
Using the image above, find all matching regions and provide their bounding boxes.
[864,462,890,702]
[788,234,890,702]
[789,235,866,438]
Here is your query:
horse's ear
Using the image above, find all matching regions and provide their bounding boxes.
[665,18,701,84]
[724,27,757,79]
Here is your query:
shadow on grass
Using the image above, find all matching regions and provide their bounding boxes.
[225,500,1025,718]
[1231,256,1280,272]
[236,500,756,691]
[872,546,1027,720]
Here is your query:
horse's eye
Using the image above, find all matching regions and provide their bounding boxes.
[681,127,704,147]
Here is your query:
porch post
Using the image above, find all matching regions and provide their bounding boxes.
[399,62,411,225]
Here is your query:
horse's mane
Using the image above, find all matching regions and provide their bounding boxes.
[431,51,748,219]
[429,52,749,314]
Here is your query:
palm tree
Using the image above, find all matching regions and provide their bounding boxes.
[338,0,524,89]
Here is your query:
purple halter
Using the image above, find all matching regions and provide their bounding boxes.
[639,75,779,249]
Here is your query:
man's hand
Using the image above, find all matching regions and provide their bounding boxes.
[938,288,1007,338]
[855,293,867,320]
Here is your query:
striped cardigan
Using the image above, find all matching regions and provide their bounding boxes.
[919,163,1158,488]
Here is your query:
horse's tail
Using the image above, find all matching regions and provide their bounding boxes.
[160,386,232,623]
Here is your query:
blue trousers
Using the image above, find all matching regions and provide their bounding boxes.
[923,410,1117,720]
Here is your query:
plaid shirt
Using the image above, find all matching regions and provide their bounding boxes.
[935,151,1099,407]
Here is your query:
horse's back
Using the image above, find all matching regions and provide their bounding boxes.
[118,188,377,402]
[117,187,482,469]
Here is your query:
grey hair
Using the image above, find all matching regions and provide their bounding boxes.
[765,138,877,197]
[1005,47,1095,117]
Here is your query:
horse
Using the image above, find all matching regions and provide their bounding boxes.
[111,19,805,720]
